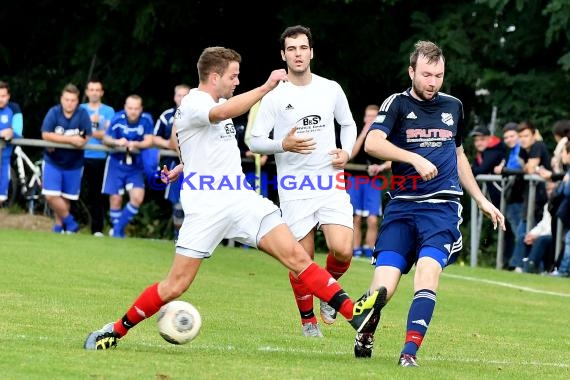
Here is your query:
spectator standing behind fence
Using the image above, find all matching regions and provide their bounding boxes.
[80,79,115,237]
[493,122,524,267]
[469,126,505,208]
[549,141,570,277]
[521,180,556,273]
[533,120,570,272]
[348,104,390,258]
[548,120,570,174]
[248,25,357,338]
[41,83,92,233]
[508,121,551,272]
[153,84,190,240]
[102,95,153,238]
[0,81,23,208]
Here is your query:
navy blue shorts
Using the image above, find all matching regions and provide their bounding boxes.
[102,157,145,195]
[41,160,83,200]
[374,199,463,274]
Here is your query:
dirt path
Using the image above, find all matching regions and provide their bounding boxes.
[0,209,52,231]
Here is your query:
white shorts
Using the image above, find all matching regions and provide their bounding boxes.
[176,190,283,258]
[280,191,353,241]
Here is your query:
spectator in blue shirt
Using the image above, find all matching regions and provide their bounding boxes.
[0,81,23,207]
[80,79,115,237]
[493,122,524,268]
[41,83,92,233]
[102,94,153,238]
[153,84,190,239]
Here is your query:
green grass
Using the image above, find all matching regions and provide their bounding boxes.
[0,229,569,380]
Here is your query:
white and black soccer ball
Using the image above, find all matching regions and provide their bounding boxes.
[157,300,202,345]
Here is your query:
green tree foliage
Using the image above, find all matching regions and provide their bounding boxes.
[1,0,568,137]
[1,0,568,247]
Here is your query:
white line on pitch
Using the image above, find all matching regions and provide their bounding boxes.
[443,273,570,298]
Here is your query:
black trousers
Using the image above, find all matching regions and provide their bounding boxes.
[82,158,107,234]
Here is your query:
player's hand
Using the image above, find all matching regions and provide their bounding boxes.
[264,69,288,91]
[161,164,183,184]
[330,148,349,169]
[282,126,315,154]
[477,198,506,231]
[411,155,438,181]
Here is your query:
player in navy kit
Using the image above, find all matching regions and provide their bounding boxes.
[355,41,505,366]
[102,95,154,238]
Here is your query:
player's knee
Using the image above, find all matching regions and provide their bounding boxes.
[331,243,353,260]
[287,244,313,271]
[414,259,441,290]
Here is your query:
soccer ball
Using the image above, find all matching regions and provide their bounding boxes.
[157,300,202,345]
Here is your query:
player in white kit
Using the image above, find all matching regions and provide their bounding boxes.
[249,25,357,337]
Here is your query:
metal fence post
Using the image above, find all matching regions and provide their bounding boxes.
[526,176,537,232]
[495,176,508,269]
[555,218,564,262]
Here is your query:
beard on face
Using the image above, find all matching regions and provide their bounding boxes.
[412,80,438,101]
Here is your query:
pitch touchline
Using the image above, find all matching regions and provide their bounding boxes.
[443,273,570,298]
[135,342,569,368]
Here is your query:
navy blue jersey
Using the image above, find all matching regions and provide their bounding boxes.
[107,110,154,167]
[154,106,179,168]
[0,102,22,137]
[41,105,92,169]
[370,88,464,200]
[0,102,23,159]
[154,107,176,140]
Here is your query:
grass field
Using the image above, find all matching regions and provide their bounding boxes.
[1,229,569,380]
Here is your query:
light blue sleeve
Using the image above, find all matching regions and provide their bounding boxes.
[11,113,23,137]
[102,105,115,128]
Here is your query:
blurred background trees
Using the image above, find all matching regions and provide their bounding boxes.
[1,0,568,253]
[1,0,567,138]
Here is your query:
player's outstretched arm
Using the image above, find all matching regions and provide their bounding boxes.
[210,69,288,123]
[456,146,506,231]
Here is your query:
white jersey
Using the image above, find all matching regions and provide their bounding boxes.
[251,74,356,201]
[175,88,245,198]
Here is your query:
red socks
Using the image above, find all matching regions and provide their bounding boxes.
[289,272,317,324]
[326,252,351,279]
[113,282,165,337]
[298,263,353,320]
